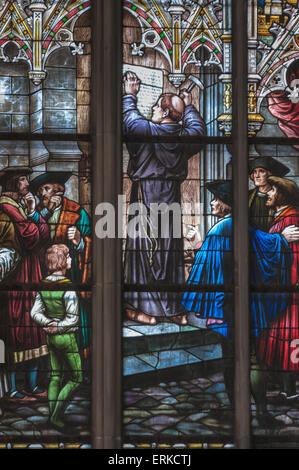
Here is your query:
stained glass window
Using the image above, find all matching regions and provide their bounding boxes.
[2,0,299,452]
[0,0,92,449]
[122,0,235,448]
[121,0,299,451]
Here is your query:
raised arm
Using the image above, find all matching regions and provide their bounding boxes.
[179,90,206,137]
[178,90,206,159]
[123,72,150,137]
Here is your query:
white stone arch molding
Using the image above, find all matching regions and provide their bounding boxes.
[256,53,299,112]
[182,40,223,72]
[0,37,32,68]
[43,43,76,68]
[123,1,172,68]
[42,4,91,66]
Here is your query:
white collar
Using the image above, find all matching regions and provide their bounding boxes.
[46,274,67,281]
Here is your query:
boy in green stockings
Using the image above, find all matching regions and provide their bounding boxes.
[30,244,83,431]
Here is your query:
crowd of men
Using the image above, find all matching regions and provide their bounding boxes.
[0,167,91,430]
[182,156,299,425]
[122,71,299,424]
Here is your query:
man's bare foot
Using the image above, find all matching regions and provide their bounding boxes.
[126,309,157,325]
[171,315,188,326]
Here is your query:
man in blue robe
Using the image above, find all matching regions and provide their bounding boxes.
[182,180,299,422]
[123,71,206,325]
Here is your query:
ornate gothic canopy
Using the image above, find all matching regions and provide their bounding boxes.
[249,0,299,135]
[124,0,231,88]
[0,0,91,84]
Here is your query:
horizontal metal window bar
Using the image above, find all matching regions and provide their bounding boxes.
[0,133,91,142]
[1,135,298,146]
[0,283,91,291]
[123,284,299,294]
[250,137,299,145]
[124,283,233,293]
[123,136,232,144]
[124,137,299,146]
[250,285,299,293]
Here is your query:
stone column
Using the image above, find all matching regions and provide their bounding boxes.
[92,0,122,449]
[247,0,264,140]
[167,0,186,88]
[218,0,233,135]
[28,2,47,85]
[264,0,272,15]
[232,0,250,450]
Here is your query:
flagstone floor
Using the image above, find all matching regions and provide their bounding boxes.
[1,373,299,447]
[122,316,299,447]
[0,383,91,447]
[123,373,299,448]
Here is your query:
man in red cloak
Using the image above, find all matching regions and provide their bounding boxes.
[0,167,49,399]
[258,176,299,398]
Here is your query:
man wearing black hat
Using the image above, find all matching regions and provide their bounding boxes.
[249,157,298,399]
[30,172,91,357]
[257,177,299,399]
[182,179,299,424]
[249,156,290,231]
[0,167,50,399]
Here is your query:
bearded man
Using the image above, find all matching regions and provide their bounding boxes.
[258,177,299,398]
[0,167,49,399]
[30,172,91,356]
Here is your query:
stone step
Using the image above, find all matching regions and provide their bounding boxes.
[123,313,223,356]
[123,313,224,384]
[124,344,223,376]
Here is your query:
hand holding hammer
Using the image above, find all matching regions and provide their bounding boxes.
[179,74,204,106]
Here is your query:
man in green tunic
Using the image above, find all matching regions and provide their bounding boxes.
[249,156,290,231]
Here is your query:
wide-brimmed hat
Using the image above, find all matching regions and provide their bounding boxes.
[0,166,32,187]
[30,172,72,193]
[248,156,289,177]
[206,180,233,206]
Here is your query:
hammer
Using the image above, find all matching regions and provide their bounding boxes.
[183,74,204,93]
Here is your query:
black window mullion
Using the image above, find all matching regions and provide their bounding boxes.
[91,0,122,450]
[232,0,251,449]
[91,0,252,450]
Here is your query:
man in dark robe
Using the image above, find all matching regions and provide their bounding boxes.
[0,167,49,399]
[249,156,290,231]
[182,180,299,423]
[123,71,206,325]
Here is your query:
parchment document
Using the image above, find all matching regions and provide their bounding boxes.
[123,64,164,119]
